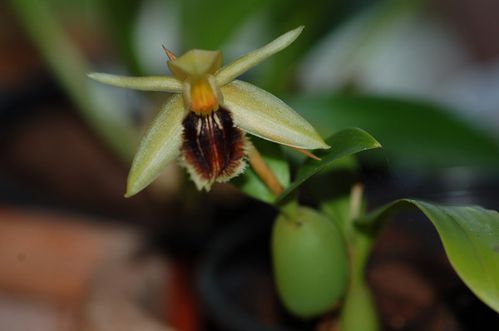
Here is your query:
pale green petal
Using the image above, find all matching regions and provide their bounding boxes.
[216,26,304,86]
[88,72,183,92]
[126,94,186,197]
[221,80,329,150]
[168,50,222,80]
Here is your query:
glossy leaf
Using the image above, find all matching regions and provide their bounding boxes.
[359,199,499,313]
[276,128,382,203]
[290,95,499,169]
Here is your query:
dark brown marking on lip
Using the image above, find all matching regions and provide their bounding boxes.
[181,108,246,187]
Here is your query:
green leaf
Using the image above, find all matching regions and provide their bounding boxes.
[232,137,290,204]
[276,128,382,203]
[358,199,499,313]
[290,95,499,170]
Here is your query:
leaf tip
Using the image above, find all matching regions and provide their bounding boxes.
[124,186,136,198]
[125,177,142,198]
[294,25,305,34]
[285,25,305,44]
[87,72,105,83]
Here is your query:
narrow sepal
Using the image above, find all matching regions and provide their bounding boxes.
[126,95,186,197]
[215,26,304,86]
[88,72,183,92]
[221,80,329,150]
[168,50,222,80]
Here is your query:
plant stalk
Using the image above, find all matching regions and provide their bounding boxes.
[248,143,284,197]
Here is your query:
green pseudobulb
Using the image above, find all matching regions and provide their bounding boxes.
[272,207,348,318]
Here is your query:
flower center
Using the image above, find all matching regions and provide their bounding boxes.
[167,49,224,116]
[190,77,219,114]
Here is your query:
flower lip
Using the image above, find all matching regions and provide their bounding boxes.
[181,107,247,191]
[168,49,222,80]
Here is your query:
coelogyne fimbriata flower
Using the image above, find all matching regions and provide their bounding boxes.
[88,26,328,196]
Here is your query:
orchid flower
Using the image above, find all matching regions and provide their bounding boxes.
[88,26,329,196]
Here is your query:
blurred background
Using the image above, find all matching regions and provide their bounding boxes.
[1,0,498,330]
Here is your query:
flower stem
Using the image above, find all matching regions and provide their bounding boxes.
[248,144,283,197]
